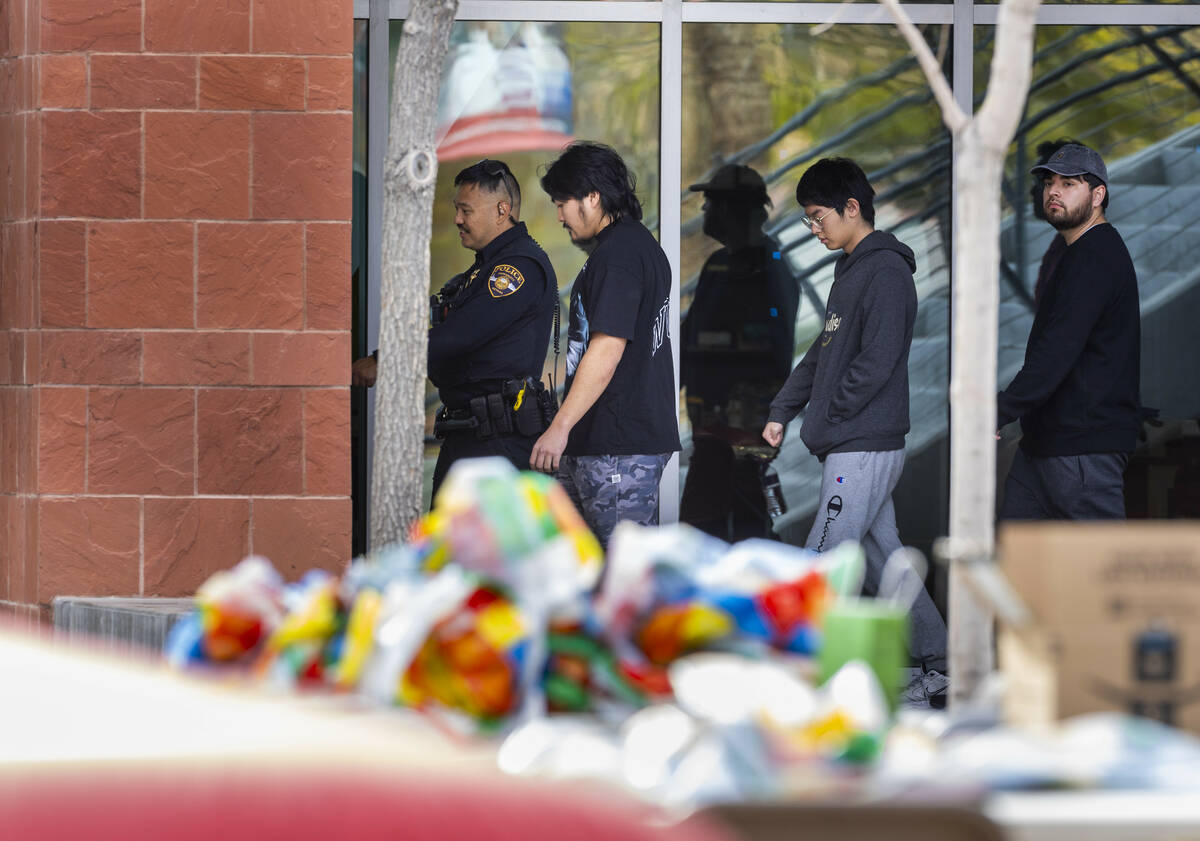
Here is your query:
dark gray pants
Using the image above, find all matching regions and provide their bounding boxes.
[1000,449,1128,521]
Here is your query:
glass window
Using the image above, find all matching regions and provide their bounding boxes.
[679,23,952,554]
[980,24,1200,518]
[385,20,661,504]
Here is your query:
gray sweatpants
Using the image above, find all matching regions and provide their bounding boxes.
[805,449,947,672]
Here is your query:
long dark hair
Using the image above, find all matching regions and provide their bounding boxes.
[539,141,643,222]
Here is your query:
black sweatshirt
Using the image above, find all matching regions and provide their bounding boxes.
[767,230,916,458]
[998,223,1141,456]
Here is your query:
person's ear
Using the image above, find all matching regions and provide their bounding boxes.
[585,191,602,213]
[1092,184,1106,209]
[844,198,860,219]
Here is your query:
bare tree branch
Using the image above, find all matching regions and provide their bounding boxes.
[878,0,969,133]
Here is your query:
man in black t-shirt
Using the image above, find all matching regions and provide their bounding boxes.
[531,142,681,547]
[997,143,1141,519]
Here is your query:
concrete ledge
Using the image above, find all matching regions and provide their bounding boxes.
[53,597,194,654]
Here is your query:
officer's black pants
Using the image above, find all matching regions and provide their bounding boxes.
[430,430,538,507]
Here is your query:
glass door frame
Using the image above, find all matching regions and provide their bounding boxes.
[357,0,1200,544]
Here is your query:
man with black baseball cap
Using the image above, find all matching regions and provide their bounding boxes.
[997,142,1141,520]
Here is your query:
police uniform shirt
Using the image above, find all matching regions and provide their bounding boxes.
[427,222,556,409]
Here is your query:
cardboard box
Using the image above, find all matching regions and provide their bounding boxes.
[998,522,1200,733]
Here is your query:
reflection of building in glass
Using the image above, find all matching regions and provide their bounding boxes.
[437,23,574,160]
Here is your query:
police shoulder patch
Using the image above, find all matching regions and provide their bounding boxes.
[488,264,525,298]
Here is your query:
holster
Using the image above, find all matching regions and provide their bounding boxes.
[506,377,557,437]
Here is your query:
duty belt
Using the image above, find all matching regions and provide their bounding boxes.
[434,393,513,440]
[433,378,557,441]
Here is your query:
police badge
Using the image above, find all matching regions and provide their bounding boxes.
[488,264,525,298]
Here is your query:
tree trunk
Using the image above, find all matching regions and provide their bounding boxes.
[879,0,1041,705]
[371,0,459,549]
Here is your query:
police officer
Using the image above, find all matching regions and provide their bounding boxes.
[354,160,558,501]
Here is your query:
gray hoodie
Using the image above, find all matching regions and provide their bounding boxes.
[767,229,916,459]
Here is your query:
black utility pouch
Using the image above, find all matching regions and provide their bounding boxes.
[508,378,554,437]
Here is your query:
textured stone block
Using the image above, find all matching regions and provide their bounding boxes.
[7,495,36,602]
[252,113,351,221]
[143,330,250,385]
[252,0,352,56]
[3,114,27,222]
[88,387,194,494]
[145,0,249,53]
[88,222,193,328]
[37,385,87,493]
[251,331,348,386]
[0,117,13,220]
[197,388,302,494]
[306,57,352,110]
[40,329,141,383]
[200,56,304,111]
[22,105,37,218]
[252,497,350,579]
[145,112,249,220]
[91,54,197,110]
[197,222,303,328]
[42,0,141,53]
[0,388,17,492]
[40,53,87,108]
[305,222,351,330]
[144,497,250,596]
[42,111,139,218]
[0,495,12,600]
[16,384,35,492]
[304,388,349,496]
[38,497,140,600]
[0,220,34,328]
[39,219,86,327]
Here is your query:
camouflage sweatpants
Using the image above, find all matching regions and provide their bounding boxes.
[557,453,671,549]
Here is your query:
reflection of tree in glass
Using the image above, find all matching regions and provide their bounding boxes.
[976,25,1200,199]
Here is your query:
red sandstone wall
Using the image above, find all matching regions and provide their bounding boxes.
[1,0,355,617]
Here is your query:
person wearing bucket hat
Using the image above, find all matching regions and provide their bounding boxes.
[678,163,800,540]
[997,142,1142,520]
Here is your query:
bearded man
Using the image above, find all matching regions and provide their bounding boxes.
[997,143,1142,520]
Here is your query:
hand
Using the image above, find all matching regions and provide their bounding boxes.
[351,355,377,388]
[530,423,569,474]
[762,421,784,448]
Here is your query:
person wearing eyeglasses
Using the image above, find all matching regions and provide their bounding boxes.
[353,159,559,501]
[530,142,681,549]
[761,157,948,705]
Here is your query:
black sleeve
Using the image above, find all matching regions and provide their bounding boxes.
[997,243,1116,427]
